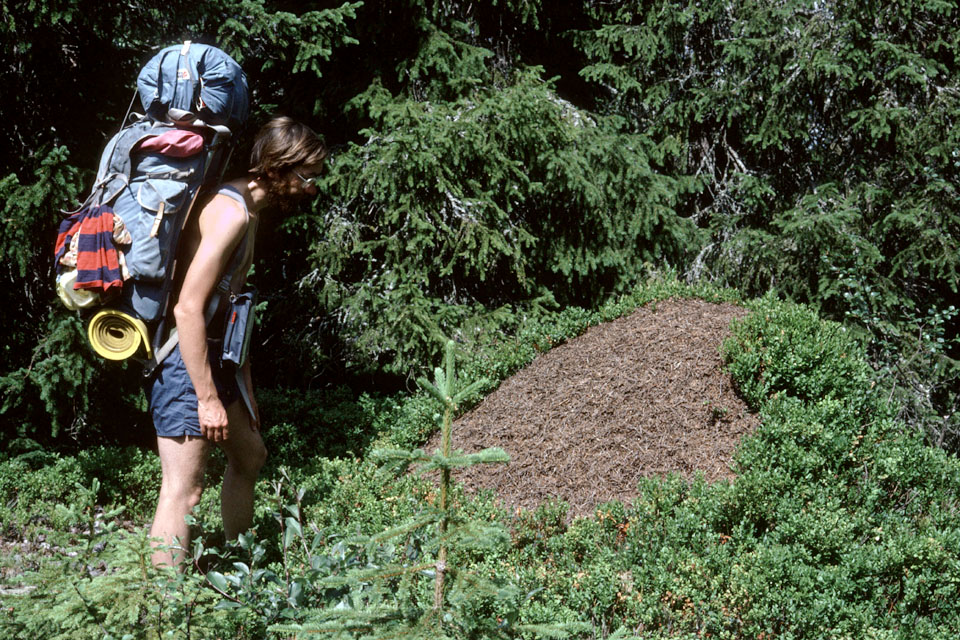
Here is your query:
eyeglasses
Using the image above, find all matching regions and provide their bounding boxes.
[294,170,318,186]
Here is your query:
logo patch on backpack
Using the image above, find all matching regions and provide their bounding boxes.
[177,68,190,80]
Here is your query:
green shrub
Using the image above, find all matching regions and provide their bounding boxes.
[258,386,387,463]
[74,446,160,521]
[302,50,699,374]
[482,295,960,638]
[724,295,874,408]
[10,282,960,639]
[166,343,585,639]
[0,452,86,534]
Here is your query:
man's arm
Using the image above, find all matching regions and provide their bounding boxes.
[173,196,247,442]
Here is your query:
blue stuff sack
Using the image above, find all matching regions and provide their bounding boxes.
[138,41,249,130]
[221,288,257,367]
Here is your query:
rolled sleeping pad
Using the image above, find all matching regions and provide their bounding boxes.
[87,309,153,360]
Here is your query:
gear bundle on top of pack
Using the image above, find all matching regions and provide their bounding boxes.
[55,41,249,364]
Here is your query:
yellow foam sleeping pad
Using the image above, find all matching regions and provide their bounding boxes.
[87,309,153,361]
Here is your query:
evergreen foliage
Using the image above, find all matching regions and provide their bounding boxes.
[2,0,958,449]
[3,0,960,629]
[307,64,696,371]
[572,0,960,447]
[0,146,91,439]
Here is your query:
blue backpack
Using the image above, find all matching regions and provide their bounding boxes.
[55,41,250,365]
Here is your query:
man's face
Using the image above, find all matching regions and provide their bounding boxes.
[266,161,325,211]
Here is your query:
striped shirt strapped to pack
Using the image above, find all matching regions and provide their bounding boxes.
[55,204,131,292]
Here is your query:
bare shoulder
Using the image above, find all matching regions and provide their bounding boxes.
[201,190,247,223]
[198,190,248,245]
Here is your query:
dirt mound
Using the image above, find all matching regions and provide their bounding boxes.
[427,298,758,519]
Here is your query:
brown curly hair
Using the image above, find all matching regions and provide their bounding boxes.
[248,116,328,179]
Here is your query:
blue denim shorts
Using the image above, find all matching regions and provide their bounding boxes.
[145,341,240,438]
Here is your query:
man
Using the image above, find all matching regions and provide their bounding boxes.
[146,116,327,567]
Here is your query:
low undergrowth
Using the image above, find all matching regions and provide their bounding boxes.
[2,279,959,638]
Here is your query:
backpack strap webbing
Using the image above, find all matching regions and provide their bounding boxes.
[140,222,257,422]
[143,277,256,422]
[141,273,231,377]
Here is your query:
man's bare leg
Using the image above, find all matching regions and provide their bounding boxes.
[151,435,211,567]
[218,400,267,540]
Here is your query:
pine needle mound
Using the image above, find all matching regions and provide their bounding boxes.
[428,299,758,518]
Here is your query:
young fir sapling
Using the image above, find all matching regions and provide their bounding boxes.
[271,341,586,638]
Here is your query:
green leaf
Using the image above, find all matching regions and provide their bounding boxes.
[283,517,303,549]
[206,571,228,592]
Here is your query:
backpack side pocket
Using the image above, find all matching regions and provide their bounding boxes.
[221,288,257,367]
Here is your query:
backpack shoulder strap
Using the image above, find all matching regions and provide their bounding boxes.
[141,186,251,376]
[141,284,226,377]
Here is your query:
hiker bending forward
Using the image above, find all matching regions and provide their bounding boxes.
[147,117,327,567]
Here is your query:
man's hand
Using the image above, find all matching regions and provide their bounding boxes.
[198,397,230,441]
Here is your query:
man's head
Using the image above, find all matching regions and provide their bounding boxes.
[249,116,328,207]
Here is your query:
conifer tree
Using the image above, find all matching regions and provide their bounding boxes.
[271,341,586,638]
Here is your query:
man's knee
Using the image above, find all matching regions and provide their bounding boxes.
[229,440,267,477]
[160,480,204,510]
[248,440,268,473]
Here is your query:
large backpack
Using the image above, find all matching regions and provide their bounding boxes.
[55,41,250,366]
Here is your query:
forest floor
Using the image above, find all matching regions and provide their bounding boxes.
[426,298,758,519]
